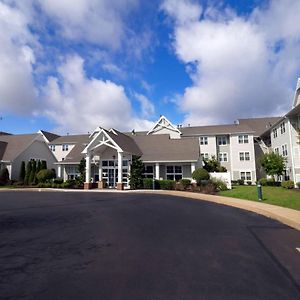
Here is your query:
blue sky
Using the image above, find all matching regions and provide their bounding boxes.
[1,0,300,134]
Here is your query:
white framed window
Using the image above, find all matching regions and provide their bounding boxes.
[219,152,228,162]
[273,128,278,138]
[62,144,69,151]
[280,122,286,134]
[166,165,182,181]
[49,145,55,152]
[240,171,251,181]
[217,136,227,145]
[201,153,209,161]
[238,135,249,144]
[200,136,208,145]
[239,152,250,161]
[274,147,279,154]
[282,144,288,156]
[143,165,154,178]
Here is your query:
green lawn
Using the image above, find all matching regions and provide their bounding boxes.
[219,186,300,211]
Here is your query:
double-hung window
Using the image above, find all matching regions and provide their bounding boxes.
[49,145,55,152]
[62,144,69,151]
[238,135,249,144]
[280,122,286,134]
[217,136,227,145]
[201,153,209,161]
[239,152,250,161]
[282,144,288,156]
[200,136,208,145]
[219,152,228,162]
[274,147,279,154]
[273,129,278,138]
[240,172,251,181]
[166,166,182,181]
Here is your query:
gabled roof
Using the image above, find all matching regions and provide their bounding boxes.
[180,123,254,136]
[0,134,41,161]
[49,134,90,145]
[0,131,12,136]
[147,115,181,135]
[39,130,60,142]
[131,134,200,162]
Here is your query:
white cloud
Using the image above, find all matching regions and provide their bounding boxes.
[162,0,300,126]
[0,1,37,114]
[42,55,153,133]
[37,0,138,49]
[134,93,155,118]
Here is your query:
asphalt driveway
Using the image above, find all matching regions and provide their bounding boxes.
[0,191,299,300]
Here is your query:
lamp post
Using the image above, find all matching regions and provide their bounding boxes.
[257,183,263,201]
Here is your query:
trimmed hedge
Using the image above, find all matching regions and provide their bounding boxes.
[155,180,176,190]
[36,169,55,183]
[192,168,210,185]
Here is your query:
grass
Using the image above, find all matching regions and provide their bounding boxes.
[219,186,300,211]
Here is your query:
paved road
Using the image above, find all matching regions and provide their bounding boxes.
[0,191,299,300]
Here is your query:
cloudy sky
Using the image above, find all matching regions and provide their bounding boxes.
[1,0,300,134]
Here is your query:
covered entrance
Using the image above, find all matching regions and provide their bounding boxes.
[82,127,142,190]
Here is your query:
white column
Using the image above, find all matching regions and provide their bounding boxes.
[191,162,196,174]
[63,166,67,181]
[57,165,61,178]
[85,151,91,183]
[98,161,102,181]
[155,163,160,180]
[117,152,123,184]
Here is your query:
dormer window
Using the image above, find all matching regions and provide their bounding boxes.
[62,144,69,151]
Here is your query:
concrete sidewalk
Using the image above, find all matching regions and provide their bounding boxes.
[133,190,300,232]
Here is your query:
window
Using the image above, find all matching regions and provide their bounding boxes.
[239,152,250,161]
[282,144,288,156]
[166,165,182,181]
[217,136,227,145]
[240,172,251,181]
[201,153,209,161]
[273,129,278,138]
[280,122,286,134]
[49,145,55,152]
[143,165,154,178]
[200,136,208,145]
[274,147,279,154]
[62,144,69,151]
[238,135,249,144]
[219,152,228,162]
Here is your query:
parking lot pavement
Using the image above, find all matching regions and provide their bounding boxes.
[0,191,299,300]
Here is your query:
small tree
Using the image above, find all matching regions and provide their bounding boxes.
[36,160,42,174]
[19,161,26,182]
[192,168,210,185]
[29,160,37,185]
[260,152,286,181]
[76,157,86,184]
[24,161,32,185]
[203,156,227,172]
[129,156,144,189]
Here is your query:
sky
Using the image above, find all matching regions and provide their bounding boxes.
[1,0,300,135]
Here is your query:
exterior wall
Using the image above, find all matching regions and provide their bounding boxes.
[50,144,75,162]
[199,136,217,158]
[152,127,181,139]
[230,134,256,183]
[217,141,231,172]
[11,140,57,180]
[270,119,293,180]
[254,141,267,180]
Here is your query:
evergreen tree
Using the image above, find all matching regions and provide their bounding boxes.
[41,160,47,170]
[24,161,32,185]
[19,161,26,182]
[129,156,144,189]
[36,160,42,174]
[29,160,36,185]
[76,157,86,184]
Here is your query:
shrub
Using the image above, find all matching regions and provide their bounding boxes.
[281,180,294,189]
[179,178,191,190]
[36,169,55,183]
[143,178,154,189]
[192,168,210,185]
[266,179,280,186]
[237,179,244,185]
[297,182,300,189]
[0,168,10,185]
[247,181,252,186]
[199,181,217,194]
[65,179,76,188]
[54,178,63,184]
[157,180,175,190]
[259,178,268,186]
[231,180,238,186]
[210,178,228,191]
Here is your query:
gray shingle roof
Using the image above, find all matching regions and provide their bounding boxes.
[0,141,8,160]
[131,134,200,162]
[180,123,254,136]
[0,134,40,161]
[50,134,90,145]
[40,130,60,142]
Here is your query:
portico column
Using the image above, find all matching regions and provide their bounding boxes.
[155,163,160,180]
[117,151,124,190]
[98,161,102,181]
[57,165,61,178]
[191,162,196,175]
[84,151,92,189]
